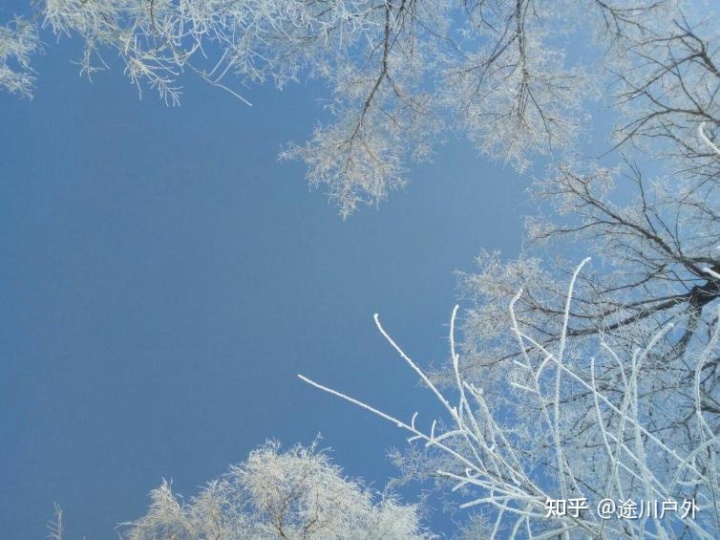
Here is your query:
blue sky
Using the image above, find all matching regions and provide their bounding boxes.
[0,22,529,539]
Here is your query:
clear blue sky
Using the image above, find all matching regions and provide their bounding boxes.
[0,19,529,540]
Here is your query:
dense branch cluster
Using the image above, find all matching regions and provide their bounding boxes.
[0,0,684,216]
[119,441,432,540]
[305,265,720,538]
[287,2,720,537]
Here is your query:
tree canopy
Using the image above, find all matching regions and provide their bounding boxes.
[5,0,720,538]
[120,441,432,540]
[1,0,696,215]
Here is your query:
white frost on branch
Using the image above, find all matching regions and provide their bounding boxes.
[121,440,434,540]
[0,17,40,97]
[301,258,720,539]
[4,0,689,215]
[699,122,720,157]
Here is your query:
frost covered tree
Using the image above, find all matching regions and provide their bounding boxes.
[0,0,700,216]
[293,2,720,537]
[120,440,433,540]
[458,4,720,369]
[456,20,720,454]
[303,264,720,538]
